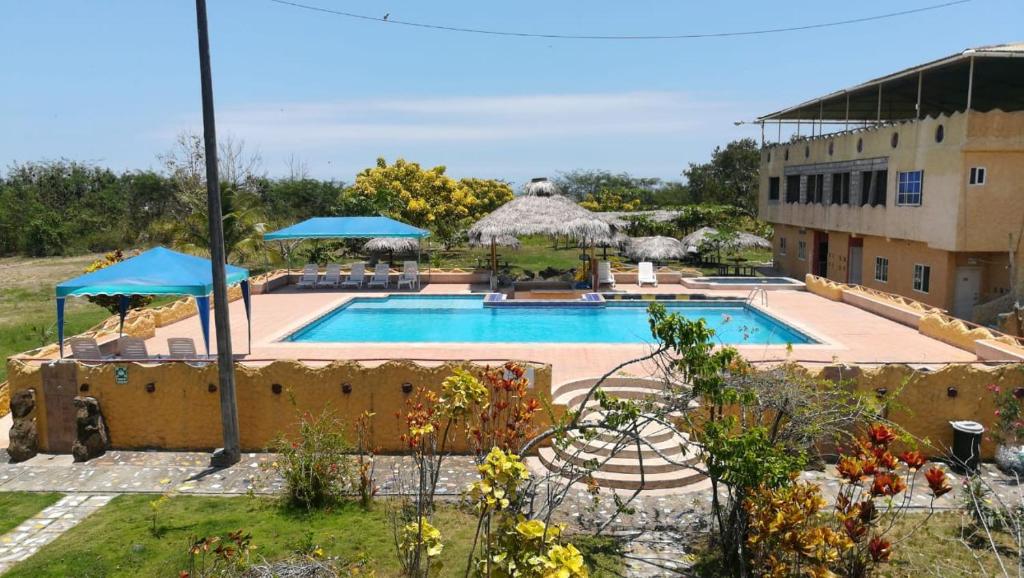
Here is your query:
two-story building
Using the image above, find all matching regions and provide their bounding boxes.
[757,43,1024,319]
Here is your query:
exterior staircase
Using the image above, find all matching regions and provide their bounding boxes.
[536,377,708,491]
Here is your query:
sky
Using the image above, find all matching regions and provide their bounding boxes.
[1,0,1021,188]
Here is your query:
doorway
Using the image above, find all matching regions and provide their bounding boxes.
[41,362,78,453]
[953,266,982,320]
[848,238,864,285]
[813,232,829,277]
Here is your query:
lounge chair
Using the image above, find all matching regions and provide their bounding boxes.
[118,336,149,359]
[367,263,391,289]
[296,264,319,289]
[167,337,198,359]
[638,262,658,287]
[397,261,420,290]
[318,264,342,288]
[341,263,366,288]
[598,261,616,288]
[69,336,105,360]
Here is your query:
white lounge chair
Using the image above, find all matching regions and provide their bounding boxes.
[598,261,616,288]
[296,264,319,289]
[397,261,420,290]
[318,264,342,288]
[638,262,658,287]
[168,337,198,359]
[69,336,105,360]
[367,263,391,288]
[118,336,149,359]
[341,263,366,288]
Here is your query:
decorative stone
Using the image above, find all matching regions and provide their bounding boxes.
[7,389,38,463]
[71,396,109,463]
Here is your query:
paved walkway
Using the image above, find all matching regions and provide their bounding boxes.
[0,493,112,574]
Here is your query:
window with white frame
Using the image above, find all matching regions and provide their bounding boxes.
[874,257,888,282]
[969,167,986,186]
[896,170,924,206]
[779,237,787,255]
[913,264,931,293]
[797,240,806,261]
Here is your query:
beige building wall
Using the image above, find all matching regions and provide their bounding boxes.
[859,236,956,310]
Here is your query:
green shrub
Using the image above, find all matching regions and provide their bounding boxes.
[270,409,357,510]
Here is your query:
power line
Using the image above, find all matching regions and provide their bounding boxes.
[267,0,971,41]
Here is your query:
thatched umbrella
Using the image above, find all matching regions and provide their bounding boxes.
[681,227,771,252]
[469,234,521,250]
[591,231,629,259]
[625,236,687,263]
[468,177,612,286]
[364,237,419,265]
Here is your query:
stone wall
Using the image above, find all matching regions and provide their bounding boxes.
[6,359,554,454]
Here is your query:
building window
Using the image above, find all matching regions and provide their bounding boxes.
[874,257,888,283]
[797,241,807,261]
[768,177,780,201]
[831,172,851,205]
[779,237,787,255]
[861,169,888,207]
[896,170,923,206]
[805,174,824,204]
[969,167,986,186]
[785,175,800,203]
[913,264,931,293]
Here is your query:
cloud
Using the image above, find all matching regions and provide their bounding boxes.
[165,91,743,149]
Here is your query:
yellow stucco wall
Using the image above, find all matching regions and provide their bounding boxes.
[7,359,555,454]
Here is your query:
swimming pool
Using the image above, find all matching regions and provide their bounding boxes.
[285,295,816,345]
[681,276,805,290]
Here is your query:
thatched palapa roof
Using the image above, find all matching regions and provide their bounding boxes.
[468,178,611,243]
[681,227,771,252]
[625,236,687,262]
[468,234,521,249]
[363,237,421,254]
[596,210,680,228]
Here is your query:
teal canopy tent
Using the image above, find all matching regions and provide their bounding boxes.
[55,247,252,358]
[264,216,430,240]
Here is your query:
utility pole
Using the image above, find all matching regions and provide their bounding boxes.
[195,0,240,467]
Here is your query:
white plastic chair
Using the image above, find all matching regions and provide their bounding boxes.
[318,264,342,287]
[118,336,149,359]
[638,262,658,287]
[167,337,198,359]
[69,336,105,360]
[397,261,420,290]
[367,263,391,288]
[598,261,616,288]
[296,264,319,289]
[341,263,366,288]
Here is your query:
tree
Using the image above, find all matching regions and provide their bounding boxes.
[174,185,268,264]
[457,177,513,219]
[683,138,760,215]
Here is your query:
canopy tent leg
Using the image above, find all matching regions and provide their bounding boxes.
[196,295,212,357]
[56,297,66,358]
[241,280,252,355]
[117,294,131,337]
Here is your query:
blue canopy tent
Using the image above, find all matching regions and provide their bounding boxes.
[264,216,430,241]
[55,246,252,358]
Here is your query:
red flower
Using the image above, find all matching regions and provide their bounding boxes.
[843,518,867,541]
[873,447,899,470]
[867,424,897,446]
[925,467,952,498]
[858,499,878,523]
[870,472,906,497]
[869,536,891,562]
[900,451,926,470]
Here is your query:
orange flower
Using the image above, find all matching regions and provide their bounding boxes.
[836,457,864,482]
[925,467,952,498]
[843,518,867,541]
[867,424,897,446]
[868,536,891,562]
[870,473,906,497]
[900,451,926,470]
[873,448,899,470]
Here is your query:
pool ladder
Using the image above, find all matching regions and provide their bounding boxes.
[746,286,768,307]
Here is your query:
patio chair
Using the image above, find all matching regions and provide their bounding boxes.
[397,261,420,290]
[118,336,149,359]
[598,261,616,288]
[638,261,658,287]
[296,264,319,289]
[341,263,366,288]
[167,337,198,359]
[367,263,391,289]
[318,264,342,288]
[69,336,105,360]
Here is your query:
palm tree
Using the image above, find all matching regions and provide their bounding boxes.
[174,185,272,265]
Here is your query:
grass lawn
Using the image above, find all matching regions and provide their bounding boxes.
[883,511,1021,577]
[0,492,64,535]
[5,495,622,577]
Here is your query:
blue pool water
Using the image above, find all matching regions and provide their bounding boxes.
[286,296,815,345]
[695,277,800,285]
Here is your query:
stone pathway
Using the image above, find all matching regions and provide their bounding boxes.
[0,493,112,574]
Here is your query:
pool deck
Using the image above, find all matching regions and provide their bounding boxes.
[138,281,976,387]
